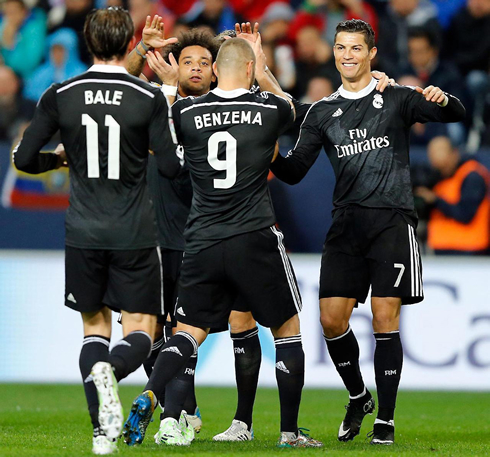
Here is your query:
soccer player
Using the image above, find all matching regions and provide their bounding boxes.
[270,19,465,445]
[126,23,279,444]
[122,37,323,449]
[13,7,180,455]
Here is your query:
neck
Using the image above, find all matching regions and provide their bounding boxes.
[341,71,373,93]
[217,75,250,91]
[93,57,127,67]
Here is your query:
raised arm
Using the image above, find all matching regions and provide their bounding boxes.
[126,15,177,77]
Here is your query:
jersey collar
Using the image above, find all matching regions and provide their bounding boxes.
[211,87,250,98]
[338,77,377,100]
[88,64,129,74]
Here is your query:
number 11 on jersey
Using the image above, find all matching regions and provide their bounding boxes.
[82,114,121,180]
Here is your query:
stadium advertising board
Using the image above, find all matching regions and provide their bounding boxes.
[0,252,488,390]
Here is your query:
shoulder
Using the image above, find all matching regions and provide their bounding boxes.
[303,92,342,120]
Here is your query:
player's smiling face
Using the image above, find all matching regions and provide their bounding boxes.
[178,45,216,97]
[334,32,377,83]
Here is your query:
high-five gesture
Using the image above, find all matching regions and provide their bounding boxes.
[142,15,177,49]
[147,50,179,86]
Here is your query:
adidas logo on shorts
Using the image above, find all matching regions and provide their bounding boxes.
[177,307,186,316]
[162,346,183,356]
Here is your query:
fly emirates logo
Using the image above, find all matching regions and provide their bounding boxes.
[335,128,390,158]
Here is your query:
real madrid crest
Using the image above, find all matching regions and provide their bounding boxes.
[373,94,383,109]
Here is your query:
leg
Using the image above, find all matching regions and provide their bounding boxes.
[272,314,322,448]
[370,296,402,445]
[143,321,165,378]
[320,297,375,442]
[80,308,112,433]
[213,311,260,441]
[123,322,208,446]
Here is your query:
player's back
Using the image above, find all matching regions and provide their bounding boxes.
[172,87,293,254]
[54,66,175,249]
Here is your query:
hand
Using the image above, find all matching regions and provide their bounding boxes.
[235,21,259,44]
[415,85,447,104]
[414,186,437,204]
[147,50,179,86]
[372,70,396,93]
[54,143,68,169]
[142,15,178,49]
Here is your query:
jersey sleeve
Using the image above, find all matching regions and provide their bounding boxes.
[13,85,60,174]
[149,90,181,179]
[398,86,466,126]
[270,103,323,185]
[268,93,295,135]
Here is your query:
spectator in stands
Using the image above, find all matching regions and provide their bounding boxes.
[260,2,296,91]
[24,28,87,102]
[415,136,490,255]
[186,0,244,35]
[289,0,378,46]
[444,0,490,77]
[228,0,282,23]
[0,0,47,79]
[48,0,94,65]
[444,0,490,152]
[0,65,35,141]
[301,75,334,104]
[292,25,339,99]
[376,0,441,77]
[430,0,466,28]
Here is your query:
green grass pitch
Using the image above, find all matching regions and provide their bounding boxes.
[0,384,488,456]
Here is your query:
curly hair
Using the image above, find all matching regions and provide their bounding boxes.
[334,19,376,50]
[162,28,220,64]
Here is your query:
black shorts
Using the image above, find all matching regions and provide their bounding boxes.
[159,249,184,325]
[65,246,163,314]
[176,226,302,331]
[320,207,423,305]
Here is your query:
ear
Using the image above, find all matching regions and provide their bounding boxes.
[212,61,218,79]
[247,60,254,78]
[369,46,377,61]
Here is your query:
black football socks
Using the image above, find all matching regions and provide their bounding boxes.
[109,331,152,381]
[145,331,198,415]
[325,325,366,398]
[275,334,304,433]
[80,335,110,429]
[374,331,403,422]
[231,327,261,429]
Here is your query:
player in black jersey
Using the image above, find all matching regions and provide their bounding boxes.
[14,8,180,455]
[122,38,323,449]
[271,19,465,446]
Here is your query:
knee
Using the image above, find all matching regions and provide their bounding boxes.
[320,313,349,338]
[229,311,256,334]
[372,312,399,333]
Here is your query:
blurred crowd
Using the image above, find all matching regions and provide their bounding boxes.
[1,0,490,147]
[1,0,490,254]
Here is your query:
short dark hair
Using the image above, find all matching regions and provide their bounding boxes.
[163,28,219,64]
[408,26,439,50]
[334,19,375,50]
[84,7,134,61]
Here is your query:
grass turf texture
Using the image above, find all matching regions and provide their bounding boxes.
[0,385,488,456]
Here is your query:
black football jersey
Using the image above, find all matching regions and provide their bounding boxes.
[172,87,294,254]
[271,78,466,224]
[14,65,180,249]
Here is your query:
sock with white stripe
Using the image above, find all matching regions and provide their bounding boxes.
[275,334,304,433]
[231,327,261,429]
[325,326,366,398]
[143,335,165,378]
[374,332,403,422]
[79,335,110,429]
[163,354,198,421]
[145,331,198,407]
[110,331,152,382]
[182,354,198,415]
